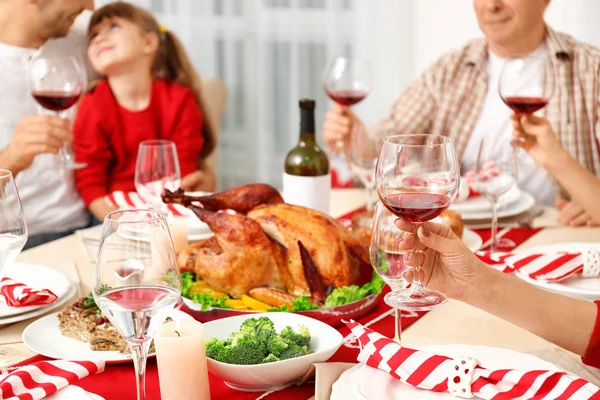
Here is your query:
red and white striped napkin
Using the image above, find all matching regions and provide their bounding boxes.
[0,278,58,308]
[105,191,193,217]
[346,320,600,399]
[0,360,104,399]
[476,249,599,282]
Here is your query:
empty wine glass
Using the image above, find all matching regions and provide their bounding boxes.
[473,139,519,252]
[0,170,28,278]
[349,128,380,213]
[499,54,554,115]
[375,135,460,311]
[135,140,181,210]
[369,202,409,342]
[94,209,181,400]
[28,55,86,169]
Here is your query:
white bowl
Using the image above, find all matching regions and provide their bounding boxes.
[202,312,343,392]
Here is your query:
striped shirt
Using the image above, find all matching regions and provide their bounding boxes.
[376,26,600,200]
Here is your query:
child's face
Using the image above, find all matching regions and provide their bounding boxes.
[88,17,157,76]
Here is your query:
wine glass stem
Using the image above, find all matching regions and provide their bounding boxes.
[491,198,500,252]
[411,222,423,290]
[365,185,374,211]
[130,341,150,400]
[394,308,402,344]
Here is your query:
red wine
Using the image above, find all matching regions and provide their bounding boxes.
[32,90,81,112]
[381,192,450,223]
[503,96,548,114]
[326,89,367,106]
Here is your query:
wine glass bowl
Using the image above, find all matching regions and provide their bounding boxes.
[135,140,181,210]
[0,170,28,279]
[375,135,459,311]
[94,209,181,400]
[499,55,554,114]
[322,57,372,106]
[28,55,85,169]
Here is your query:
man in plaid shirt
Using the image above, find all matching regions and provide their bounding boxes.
[324,0,600,227]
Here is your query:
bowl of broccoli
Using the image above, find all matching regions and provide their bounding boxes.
[202,312,343,392]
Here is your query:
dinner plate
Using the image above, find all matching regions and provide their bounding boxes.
[515,242,600,301]
[22,309,193,364]
[451,186,522,213]
[456,191,535,220]
[462,228,483,252]
[331,344,564,399]
[0,263,73,318]
[45,386,105,399]
[0,284,76,327]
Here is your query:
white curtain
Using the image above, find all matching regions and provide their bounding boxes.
[94,0,600,190]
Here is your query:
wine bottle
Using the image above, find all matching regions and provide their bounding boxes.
[283,99,331,214]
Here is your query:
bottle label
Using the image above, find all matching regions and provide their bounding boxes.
[282,173,331,215]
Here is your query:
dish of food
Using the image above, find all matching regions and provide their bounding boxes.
[162,184,384,326]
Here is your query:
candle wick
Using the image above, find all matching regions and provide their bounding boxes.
[175,330,180,337]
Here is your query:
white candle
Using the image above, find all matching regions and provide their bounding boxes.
[168,218,189,254]
[155,320,211,400]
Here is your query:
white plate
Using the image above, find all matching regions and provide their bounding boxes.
[22,309,193,364]
[118,225,214,243]
[451,186,522,213]
[331,344,564,399]
[45,386,105,400]
[0,263,73,318]
[457,191,535,220]
[515,242,600,301]
[0,284,76,326]
[462,228,483,252]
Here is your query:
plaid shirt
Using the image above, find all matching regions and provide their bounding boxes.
[377,26,600,199]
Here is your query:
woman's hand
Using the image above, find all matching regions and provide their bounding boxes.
[511,113,567,170]
[322,103,357,153]
[395,219,487,302]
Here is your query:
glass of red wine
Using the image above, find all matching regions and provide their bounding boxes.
[499,54,554,116]
[94,209,181,400]
[28,55,86,169]
[375,135,459,311]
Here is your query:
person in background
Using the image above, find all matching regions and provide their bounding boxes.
[394,218,600,368]
[74,1,217,221]
[0,0,94,249]
[323,0,600,227]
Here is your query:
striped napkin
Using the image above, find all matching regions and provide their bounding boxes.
[346,320,600,399]
[0,278,57,308]
[0,360,104,399]
[476,249,599,282]
[105,190,193,217]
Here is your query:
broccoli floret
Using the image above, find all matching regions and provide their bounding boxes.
[279,342,310,360]
[228,337,265,365]
[261,353,280,364]
[205,338,232,363]
[280,325,311,348]
[267,334,289,357]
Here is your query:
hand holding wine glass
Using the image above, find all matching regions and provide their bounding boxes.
[28,55,86,169]
[94,210,181,400]
[0,170,28,278]
[135,140,181,211]
[375,135,459,310]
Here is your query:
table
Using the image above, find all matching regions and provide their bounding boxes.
[3,189,600,387]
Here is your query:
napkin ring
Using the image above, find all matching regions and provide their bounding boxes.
[448,356,478,399]
[582,250,600,278]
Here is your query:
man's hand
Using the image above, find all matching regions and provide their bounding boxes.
[0,115,70,174]
[555,199,600,227]
[323,103,356,153]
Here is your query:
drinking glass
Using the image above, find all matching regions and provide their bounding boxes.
[499,54,554,115]
[369,202,409,342]
[349,129,380,212]
[135,140,181,210]
[473,139,519,252]
[375,135,459,311]
[0,170,27,278]
[28,55,86,169]
[94,210,181,400]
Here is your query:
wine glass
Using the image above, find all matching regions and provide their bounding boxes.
[369,202,409,342]
[94,209,181,400]
[499,54,554,115]
[375,135,459,311]
[28,55,86,169]
[349,129,380,214]
[473,139,519,252]
[135,140,181,210]
[0,170,28,278]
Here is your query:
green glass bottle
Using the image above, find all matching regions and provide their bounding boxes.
[283,99,331,214]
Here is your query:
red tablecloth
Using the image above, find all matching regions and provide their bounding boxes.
[12,208,543,400]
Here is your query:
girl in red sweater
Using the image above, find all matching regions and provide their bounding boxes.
[73,2,216,220]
